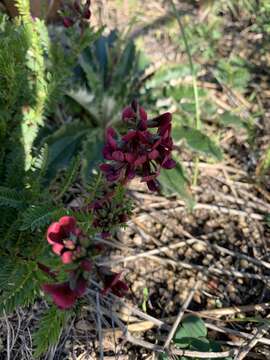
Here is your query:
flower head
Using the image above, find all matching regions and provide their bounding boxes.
[47,216,82,264]
[100,103,176,191]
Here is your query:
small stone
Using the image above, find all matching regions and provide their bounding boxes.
[133,234,142,246]
[240,259,249,268]
[64,340,72,350]
[192,242,207,252]
[75,320,93,332]
[227,284,236,293]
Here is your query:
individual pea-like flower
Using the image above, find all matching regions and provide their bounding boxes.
[42,276,87,309]
[100,101,176,191]
[42,259,93,309]
[101,271,129,297]
[47,216,83,264]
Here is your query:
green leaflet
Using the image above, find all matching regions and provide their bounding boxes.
[159,163,195,208]
[173,126,223,161]
[173,315,207,348]
[219,111,247,130]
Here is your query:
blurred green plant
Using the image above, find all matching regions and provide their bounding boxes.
[0,0,98,355]
[68,29,149,126]
[43,29,150,185]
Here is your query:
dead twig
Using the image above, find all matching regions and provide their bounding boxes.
[96,293,104,360]
[233,315,270,360]
[163,278,202,349]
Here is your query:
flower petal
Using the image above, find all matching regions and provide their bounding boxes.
[59,216,77,235]
[122,106,135,121]
[147,179,160,192]
[74,277,87,297]
[47,222,65,244]
[61,251,74,264]
[52,243,64,255]
[162,158,176,169]
[148,149,159,160]
[112,150,124,162]
[106,127,118,149]
[42,282,77,309]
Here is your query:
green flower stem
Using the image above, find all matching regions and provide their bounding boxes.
[168,0,201,186]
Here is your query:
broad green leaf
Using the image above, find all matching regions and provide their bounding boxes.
[219,111,246,129]
[173,126,223,161]
[67,87,94,110]
[114,41,136,80]
[208,340,221,352]
[190,337,210,351]
[167,85,206,101]
[45,121,89,181]
[174,315,207,347]
[159,163,195,208]
[81,129,105,185]
[147,64,201,88]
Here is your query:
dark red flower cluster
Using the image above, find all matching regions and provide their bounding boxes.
[62,0,91,28]
[100,101,176,191]
[47,216,84,264]
[43,214,128,309]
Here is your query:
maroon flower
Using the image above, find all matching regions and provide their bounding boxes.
[83,8,91,20]
[122,100,147,130]
[100,103,176,191]
[47,216,82,264]
[101,272,128,297]
[80,259,93,272]
[63,17,74,28]
[42,276,87,309]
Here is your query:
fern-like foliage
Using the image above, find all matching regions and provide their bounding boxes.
[33,306,73,358]
[0,1,98,355]
[0,259,43,314]
[0,186,26,209]
[20,204,63,231]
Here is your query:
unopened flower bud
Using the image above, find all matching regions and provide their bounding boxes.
[79,236,91,248]
[63,17,74,28]
[83,8,91,20]
[64,239,76,250]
